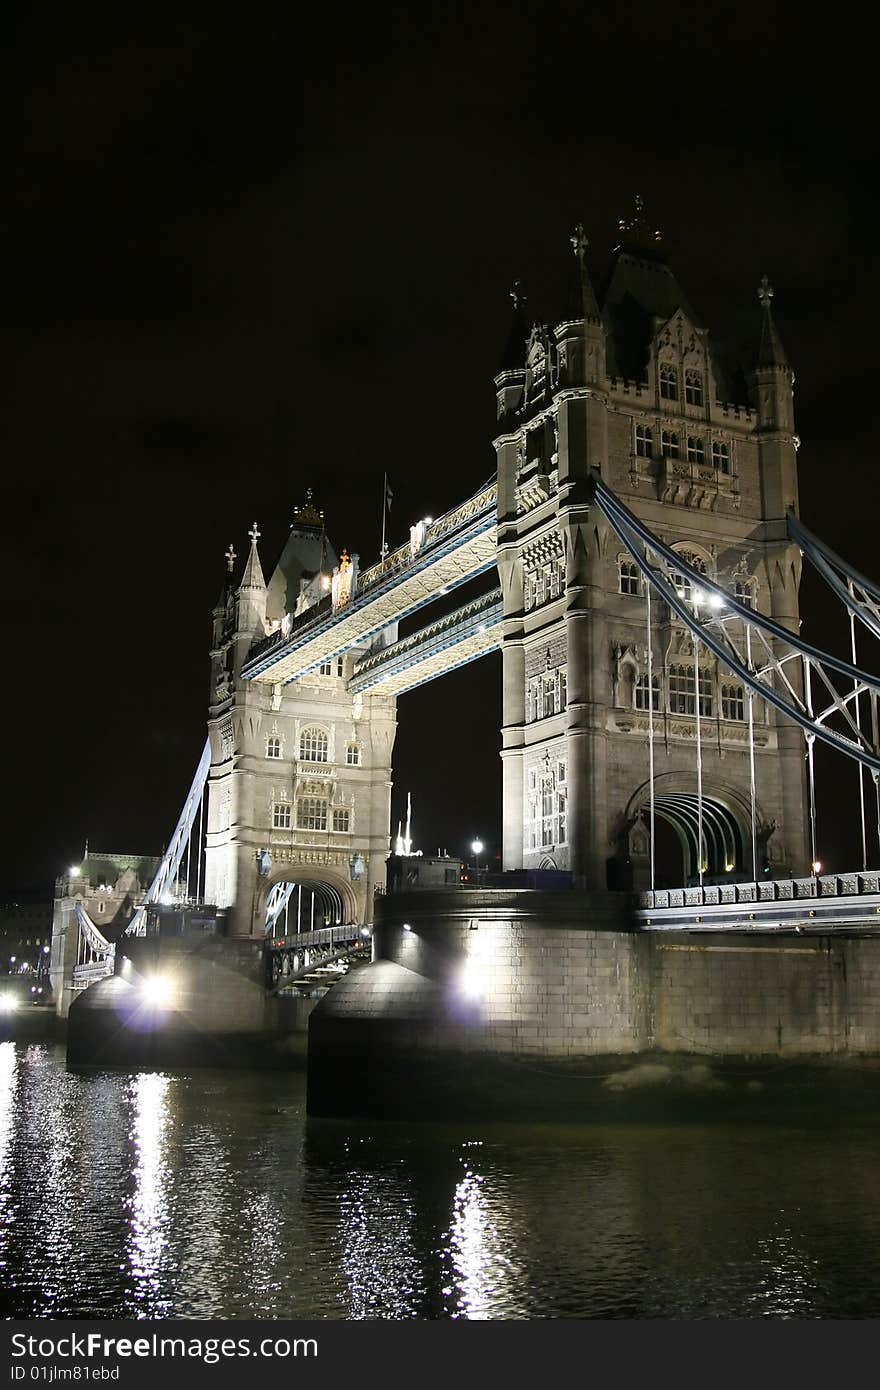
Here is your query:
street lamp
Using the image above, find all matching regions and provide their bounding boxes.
[471,839,484,884]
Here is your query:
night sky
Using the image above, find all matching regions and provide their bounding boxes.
[4,3,878,899]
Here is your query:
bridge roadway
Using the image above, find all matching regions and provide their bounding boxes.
[349,589,502,696]
[242,482,497,687]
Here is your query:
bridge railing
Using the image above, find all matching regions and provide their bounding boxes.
[638,871,880,911]
[265,924,367,951]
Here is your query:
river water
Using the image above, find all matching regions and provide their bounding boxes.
[3,1040,880,1319]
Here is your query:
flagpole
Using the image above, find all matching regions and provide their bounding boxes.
[381,472,388,558]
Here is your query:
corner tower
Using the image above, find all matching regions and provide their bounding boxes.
[204,498,397,937]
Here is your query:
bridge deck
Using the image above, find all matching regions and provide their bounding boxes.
[349,589,502,695]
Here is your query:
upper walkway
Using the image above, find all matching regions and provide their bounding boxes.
[243,482,497,686]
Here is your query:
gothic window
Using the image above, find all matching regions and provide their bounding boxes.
[299,727,329,762]
[272,802,291,830]
[542,673,557,718]
[526,669,566,720]
[525,557,564,611]
[685,369,703,406]
[635,424,654,458]
[686,436,705,465]
[332,809,351,832]
[318,659,333,676]
[558,667,567,711]
[733,579,755,610]
[619,560,640,595]
[336,656,345,677]
[670,550,707,604]
[297,797,328,831]
[346,743,360,766]
[668,664,712,716]
[266,736,282,759]
[659,363,679,400]
[661,430,680,460]
[721,684,745,721]
[712,440,731,474]
[634,674,660,711]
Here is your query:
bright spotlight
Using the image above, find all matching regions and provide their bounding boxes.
[707,593,725,610]
[812,861,822,875]
[402,923,411,932]
[69,866,80,877]
[140,976,174,1008]
[471,839,484,857]
[0,994,18,1014]
[460,958,485,1001]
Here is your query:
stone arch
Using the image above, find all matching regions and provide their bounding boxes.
[622,774,761,887]
[259,862,359,936]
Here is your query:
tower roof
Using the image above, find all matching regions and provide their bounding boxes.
[756,275,789,369]
[564,224,601,322]
[239,522,266,593]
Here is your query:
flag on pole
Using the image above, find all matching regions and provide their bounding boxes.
[384,475,394,511]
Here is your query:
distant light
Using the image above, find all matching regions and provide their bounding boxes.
[160,892,175,906]
[360,926,371,938]
[321,576,331,590]
[402,923,411,932]
[42,946,50,954]
[140,976,174,1008]
[30,986,36,993]
[471,839,484,856]
[0,995,18,1014]
[812,861,822,875]
[70,867,80,877]
[707,593,725,611]
[9,957,15,964]
[424,517,433,525]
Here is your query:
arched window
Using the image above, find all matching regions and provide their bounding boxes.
[668,664,712,717]
[346,743,360,766]
[670,549,707,603]
[297,797,328,831]
[619,559,640,595]
[686,436,705,465]
[721,684,745,721]
[733,579,755,610]
[661,430,680,459]
[318,659,333,676]
[332,809,351,832]
[635,424,653,458]
[299,727,328,762]
[272,802,291,830]
[659,363,678,400]
[712,440,731,474]
[685,369,703,406]
[266,736,281,759]
[634,674,660,711]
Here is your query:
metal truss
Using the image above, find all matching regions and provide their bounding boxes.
[788,510,880,645]
[592,477,880,776]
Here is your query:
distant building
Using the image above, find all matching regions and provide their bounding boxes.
[386,853,462,893]
[51,850,159,1014]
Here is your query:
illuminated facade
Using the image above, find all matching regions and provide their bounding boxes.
[494,207,809,886]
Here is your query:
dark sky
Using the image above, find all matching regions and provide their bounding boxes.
[3,2,878,897]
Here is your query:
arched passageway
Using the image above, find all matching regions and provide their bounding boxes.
[620,790,748,889]
[265,878,347,936]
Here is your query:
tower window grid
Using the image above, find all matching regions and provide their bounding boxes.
[685,368,703,406]
[619,559,640,595]
[686,436,705,465]
[525,556,565,610]
[670,550,708,604]
[299,727,329,762]
[635,424,653,458]
[332,809,351,833]
[634,673,661,711]
[272,802,292,830]
[721,683,746,721]
[668,664,713,718]
[526,761,567,850]
[659,363,679,400]
[266,736,282,759]
[712,440,731,474]
[297,798,328,831]
[661,430,680,460]
[526,667,568,722]
[346,743,361,766]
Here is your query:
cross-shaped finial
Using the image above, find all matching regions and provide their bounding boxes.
[509,279,525,310]
[248,521,261,545]
[306,487,313,504]
[570,223,589,261]
[225,543,237,573]
[758,275,774,309]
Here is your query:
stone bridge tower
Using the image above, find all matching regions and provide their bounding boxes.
[204,499,397,937]
[494,205,809,890]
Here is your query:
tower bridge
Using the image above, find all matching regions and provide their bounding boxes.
[57,207,880,1099]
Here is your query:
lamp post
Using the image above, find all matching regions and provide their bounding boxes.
[471,839,484,886]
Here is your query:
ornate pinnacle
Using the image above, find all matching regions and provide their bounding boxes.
[509,279,526,310]
[225,543,237,573]
[570,223,589,262]
[758,275,774,309]
[248,521,261,545]
[618,194,662,245]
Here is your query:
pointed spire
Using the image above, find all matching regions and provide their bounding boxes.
[756,275,789,369]
[239,521,266,592]
[566,223,601,321]
[498,279,530,371]
[615,194,664,259]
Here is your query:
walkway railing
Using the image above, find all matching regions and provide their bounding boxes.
[637,871,880,911]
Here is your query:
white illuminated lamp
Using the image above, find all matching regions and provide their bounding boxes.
[141,976,174,1008]
[812,860,822,875]
[0,995,17,1014]
[707,592,725,611]
[43,945,50,954]
[402,923,411,932]
[69,866,81,877]
[424,517,433,525]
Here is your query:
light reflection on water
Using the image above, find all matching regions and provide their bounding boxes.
[3,1043,880,1319]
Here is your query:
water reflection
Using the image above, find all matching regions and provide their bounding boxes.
[442,1158,518,1319]
[125,1072,173,1317]
[3,1047,880,1319]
